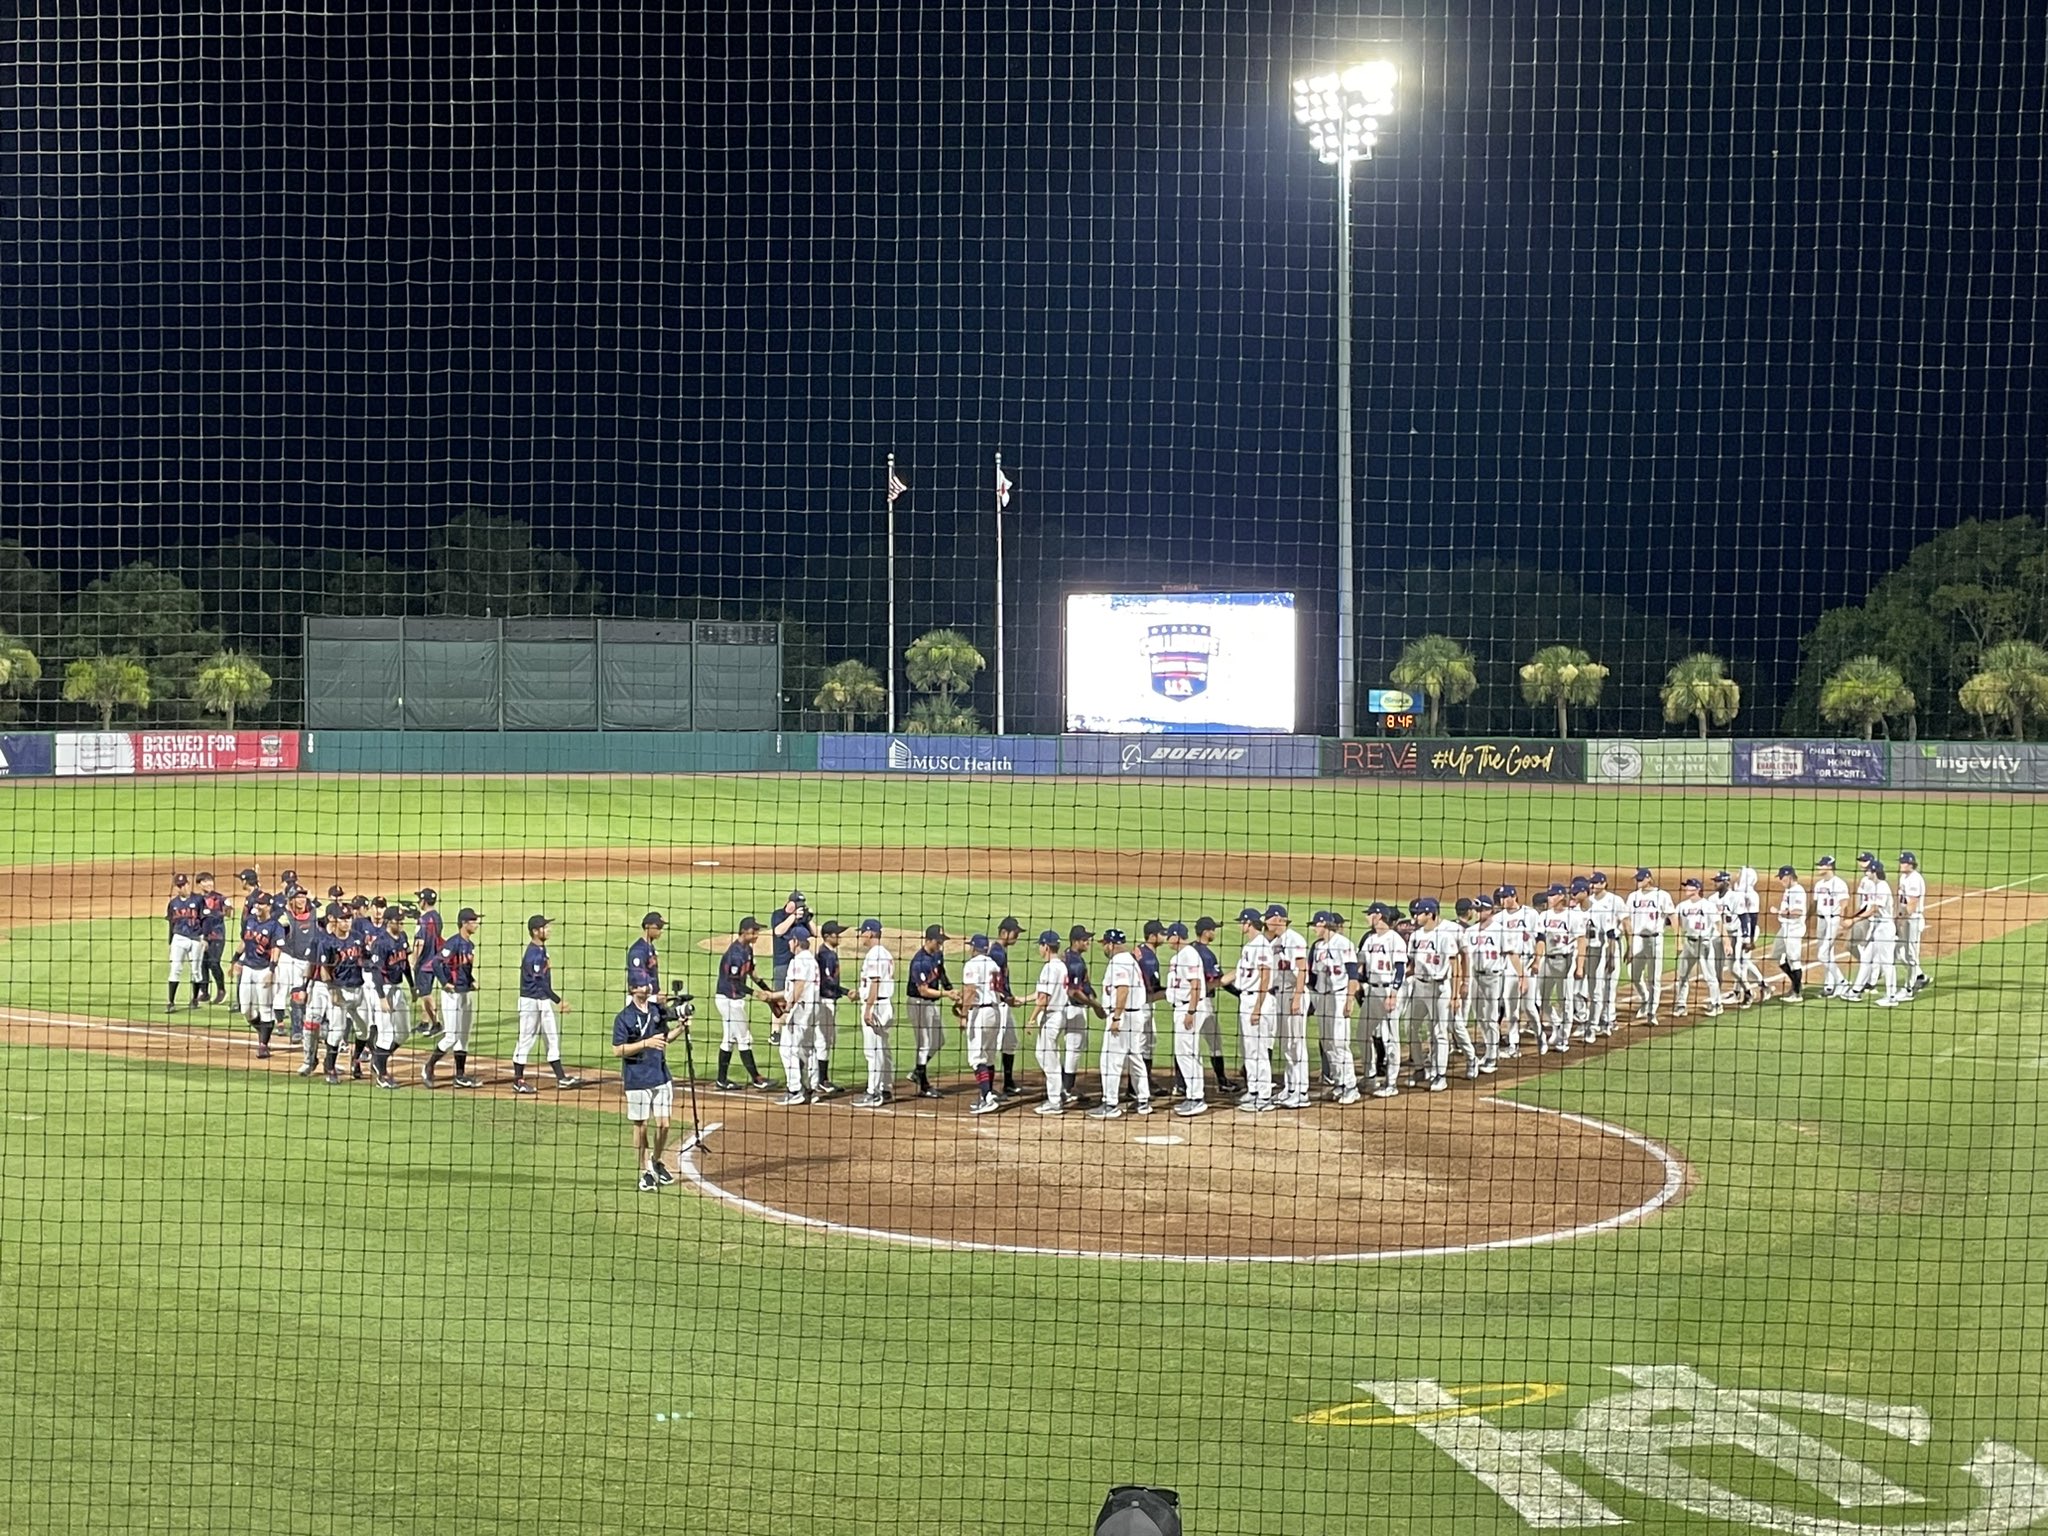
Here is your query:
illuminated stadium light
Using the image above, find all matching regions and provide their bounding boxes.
[1291,60,1397,166]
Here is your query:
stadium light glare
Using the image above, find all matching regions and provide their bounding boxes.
[1294,57,1398,736]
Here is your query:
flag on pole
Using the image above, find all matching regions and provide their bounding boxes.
[887,462,908,504]
[994,458,1012,509]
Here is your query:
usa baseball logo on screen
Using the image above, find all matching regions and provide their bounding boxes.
[1143,623,1213,699]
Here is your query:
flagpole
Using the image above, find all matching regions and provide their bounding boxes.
[993,452,1006,735]
[886,453,899,731]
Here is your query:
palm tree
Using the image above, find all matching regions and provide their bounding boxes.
[62,655,152,730]
[0,631,40,698]
[813,659,886,731]
[1660,653,1741,741]
[1517,645,1610,739]
[1959,640,2048,741]
[903,696,982,735]
[192,650,273,731]
[1818,655,1915,740]
[1390,634,1477,734]
[905,628,986,700]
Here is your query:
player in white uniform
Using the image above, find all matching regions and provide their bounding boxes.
[852,920,896,1108]
[1027,931,1071,1115]
[1264,906,1312,1110]
[1583,872,1627,1038]
[1090,931,1153,1119]
[1897,851,1931,995]
[1728,868,1769,1005]
[1463,895,1505,1073]
[1533,884,1585,1056]
[1811,856,1850,997]
[958,933,1005,1115]
[1405,898,1459,1091]
[1771,866,1809,1002]
[1846,853,1902,1006]
[1707,873,1753,1008]
[1626,868,1676,1025]
[1671,879,1724,1017]
[1492,885,1539,1056]
[1442,900,1484,1076]
[1357,905,1408,1097]
[1164,923,1211,1117]
[776,927,820,1105]
[1233,909,1278,1113]
[1309,912,1361,1104]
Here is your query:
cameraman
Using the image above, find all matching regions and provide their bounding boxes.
[771,890,811,989]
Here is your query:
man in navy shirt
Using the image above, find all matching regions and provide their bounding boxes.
[422,908,482,1089]
[411,889,446,1036]
[365,906,413,1089]
[612,983,677,1192]
[1060,926,1103,1106]
[233,893,284,1057]
[165,875,206,1012]
[511,915,584,1095]
[905,925,954,1099]
[192,873,231,1006]
[1191,917,1242,1097]
[1137,920,1169,1098]
[770,890,810,989]
[812,920,847,1098]
[626,912,666,999]
[316,905,373,1085]
[712,917,775,1093]
[988,917,1024,1098]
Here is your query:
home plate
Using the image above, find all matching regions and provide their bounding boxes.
[1133,1135,1185,1147]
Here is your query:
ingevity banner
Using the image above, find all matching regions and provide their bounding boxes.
[1892,742,2048,791]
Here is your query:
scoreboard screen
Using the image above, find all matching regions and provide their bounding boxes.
[1063,591,1296,734]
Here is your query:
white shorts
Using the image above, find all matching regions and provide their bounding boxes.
[625,1081,675,1123]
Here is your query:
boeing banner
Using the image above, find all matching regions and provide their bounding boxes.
[818,734,1059,776]
[1060,733,1320,778]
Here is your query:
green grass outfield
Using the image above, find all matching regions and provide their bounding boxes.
[1,775,2045,1535]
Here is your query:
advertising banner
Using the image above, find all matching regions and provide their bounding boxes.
[1891,742,2048,791]
[54,732,138,776]
[818,734,1058,776]
[0,733,54,778]
[1063,591,1296,733]
[1416,739,1584,783]
[1060,734,1320,778]
[1732,739,1887,788]
[1322,738,1423,778]
[1585,739,1732,786]
[57,731,301,776]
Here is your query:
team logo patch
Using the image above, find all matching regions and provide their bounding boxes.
[1143,622,1213,700]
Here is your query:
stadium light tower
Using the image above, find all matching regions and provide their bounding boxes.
[1294,58,1397,737]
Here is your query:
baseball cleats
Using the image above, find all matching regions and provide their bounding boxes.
[916,1085,942,1100]
[1134,1101,1155,1115]
[748,1077,775,1092]
[1371,1084,1398,1099]
[1912,974,1932,992]
[350,1061,365,1080]
[1874,995,1899,1008]
[452,1075,482,1089]
[776,1090,808,1107]
[1032,1100,1066,1116]
[296,1062,316,1078]
[814,1081,843,1099]
[376,1074,400,1091]
[652,1162,675,1186]
[1173,1100,1209,1117]
[1235,1097,1273,1114]
[553,1075,586,1090]
[323,1070,340,1086]
[969,1094,1001,1115]
[1216,1077,1245,1096]
[638,1170,658,1193]
[1086,1104,1125,1120]
[1276,1091,1310,1110]
[1782,993,1802,1005]
[711,1079,741,1093]
[254,1045,271,1061]
[1480,1059,1499,1075]
[1334,1087,1362,1106]
[1465,1063,1480,1080]
[511,1081,538,1096]
[421,1064,437,1088]
[854,1093,888,1109]
[1429,1076,1448,1093]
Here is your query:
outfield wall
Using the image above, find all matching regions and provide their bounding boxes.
[301,730,816,774]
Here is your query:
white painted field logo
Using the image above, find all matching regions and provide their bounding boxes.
[1303,1365,2048,1533]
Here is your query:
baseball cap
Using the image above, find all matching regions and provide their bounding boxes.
[788,926,812,944]
[528,914,551,932]
[280,868,297,884]
[1326,911,1347,925]
[1264,903,1289,920]
[1545,883,1567,898]
[788,890,806,903]
[1100,928,1126,945]
[925,924,950,941]
[1590,871,1608,885]
[1038,929,1062,947]
[1365,902,1390,920]
[325,904,348,921]
[238,868,259,885]
[998,916,1022,934]
[1681,878,1702,890]
[457,907,481,923]
[1714,871,1732,883]
[859,918,883,934]
[738,916,762,933]
[196,871,214,883]
[1569,877,1590,895]
[1472,894,1496,912]
[416,888,438,903]
[1164,921,1189,939]
[1413,897,1441,917]
[642,912,666,928]
[820,920,846,936]
[1776,864,1797,877]
[1453,897,1474,916]
[1194,916,1219,934]
[1495,884,1517,900]
[328,885,345,898]
[1857,851,1878,867]
[1635,867,1654,881]
[1899,850,1918,865]
[382,905,404,922]
[1237,907,1262,924]
[350,895,370,909]
[172,874,189,887]
[1068,924,1092,941]
[1142,920,1165,938]
[1816,855,1837,868]
[968,933,989,951]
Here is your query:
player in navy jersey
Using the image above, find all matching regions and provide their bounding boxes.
[165,875,206,1012]
[277,889,322,1046]
[626,912,665,997]
[812,920,847,1097]
[315,906,373,1085]
[712,919,776,1092]
[423,908,482,1088]
[988,917,1024,1098]
[194,873,231,1006]
[511,916,583,1094]
[366,906,413,1089]
[1191,918,1242,1097]
[411,889,446,1036]
[1137,920,1168,1099]
[234,894,284,1057]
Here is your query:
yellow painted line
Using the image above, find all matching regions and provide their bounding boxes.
[1296,1380,1567,1427]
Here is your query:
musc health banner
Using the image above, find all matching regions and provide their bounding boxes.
[818,735,1059,776]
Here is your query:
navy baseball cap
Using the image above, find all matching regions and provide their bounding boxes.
[968,933,989,951]
[1635,867,1654,881]
[1068,924,1092,940]
[1038,930,1062,947]
[1195,916,1219,934]
[1777,865,1797,877]
[820,920,846,936]
[859,918,883,934]
[642,912,666,928]
[1264,903,1289,920]
[1327,911,1347,925]
[1546,883,1567,898]
[238,867,259,885]
[280,868,297,883]
[1681,878,1702,890]
[528,914,551,932]
[1714,871,1731,884]
[325,904,348,921]
[328,885,346,898]
[788,891,806,903]
[1142,919,1165,938]
[1569,877,1590,895]
[350,894,370,909]
[1237,907,1262,924]
[172,874,189,887]
[1472,894,1496,912]
[1899,851,1918,865]
[196,871,214,883]
[1164,921,1189,939]
[1816,855,1837,868]
[416,888,438,903]
[738,916,762,932]
[1590,871,1609,885]
[382,905,404,922]
[457,907,481,922]
[1100,928,1127,945]
[1366,902,1391,920]
[1453,897,1474,917]
[998,916,1022,934]
[1413,897,1441,917]
[788,926,812,944]
[1857,851,1878,867]
[1495,884,1517,900]
[925,924,950,941]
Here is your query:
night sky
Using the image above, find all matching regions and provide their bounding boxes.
[3,2,2042,730]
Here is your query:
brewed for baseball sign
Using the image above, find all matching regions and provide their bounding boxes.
[1063,591,1295,733]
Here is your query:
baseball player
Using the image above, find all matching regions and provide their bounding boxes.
[1265,905,1312,1110]
[1585,872,1627,1038]
[613,983,678,1192]
[511,916,585,1094]
[813,920,848,1097]
[365,904,413,1089]
[1492,885,1539,1055]
[1626,868,1676,1025]
[1357,904,1407,1097]
[1405,898,1459,1091]
[1772,865,1808,1001]
[1310,911,1361,1104]
[853,919,895,1108]
[421,907,483,1088]
[626,912,666,999]
[1059,925,1102,1107]
[233,892,283,1057]
[1028,930,1070,1115]
[712,918,776,1093]
[1846,853,1902,1006]
[272,889,319,1044]
[1533,884,1584,1056]
[1190,918,1242,1097]
[315,904,373,1084]
[1812,855,1850,997]
[1671,879,1724,1017]
[194,872,231,1006]
[906,925,954,1099]
[1898,851,1931,995]
[1463,894,1506,1073]
[1163,922,1210,1117]
[983,918,1024,1099]
[776,926,820,1104]
[164,875,206,1012]
[1718,870,1767,1007]
[1233,908,1278,1112]
[1090,929,1153,1119]
[958,933,1004,1114]
[411,889,446,1035]
[1135,920,1168,1099]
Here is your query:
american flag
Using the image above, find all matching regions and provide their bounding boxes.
[994,460,1012,509]
[887,464,908,503]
